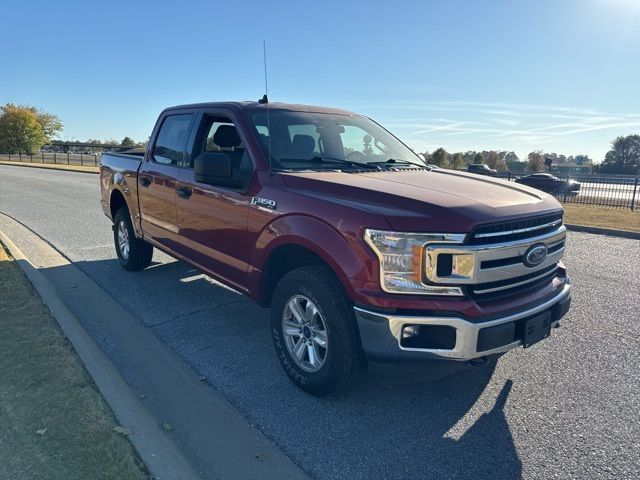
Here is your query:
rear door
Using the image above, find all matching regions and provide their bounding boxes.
[174,110,254,292]
[138,111,196,250]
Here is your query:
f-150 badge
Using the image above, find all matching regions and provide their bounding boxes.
[251,197,277,210]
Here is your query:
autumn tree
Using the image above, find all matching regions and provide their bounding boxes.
[527,151,545,172]
[121,136,136,146]
[450,152,465,170]
[597,135,640,175]
[430,148,449,167]
[0,104,62,153]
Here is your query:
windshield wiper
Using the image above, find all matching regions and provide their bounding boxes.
[379,158,429,169]
[310,156,381,170]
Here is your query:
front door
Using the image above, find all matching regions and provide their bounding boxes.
[174,113,253,292]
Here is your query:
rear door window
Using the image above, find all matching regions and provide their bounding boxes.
[152,114,194,166]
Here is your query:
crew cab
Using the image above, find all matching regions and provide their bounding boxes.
[100,101,571,395]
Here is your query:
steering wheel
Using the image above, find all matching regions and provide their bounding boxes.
[345,151,367,162]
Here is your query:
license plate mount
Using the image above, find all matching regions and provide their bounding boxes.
[523,312,552,348]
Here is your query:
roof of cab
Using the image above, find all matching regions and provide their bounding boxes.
[163,101,358,116]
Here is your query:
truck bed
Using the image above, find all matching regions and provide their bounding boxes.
[99,151,144,224]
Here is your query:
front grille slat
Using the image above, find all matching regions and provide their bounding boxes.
[469,213,563,245]
[466,264,560,303]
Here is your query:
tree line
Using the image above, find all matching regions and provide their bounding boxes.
[421,137,639,175]
[0,104,144,153]
[2,103,639,175]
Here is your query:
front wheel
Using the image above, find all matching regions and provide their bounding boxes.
[113,208,153,271]
[271,266,365,396]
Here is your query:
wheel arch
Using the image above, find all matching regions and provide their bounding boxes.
[253,215,367,307]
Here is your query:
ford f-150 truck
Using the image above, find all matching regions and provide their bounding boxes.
[100,101,571,395]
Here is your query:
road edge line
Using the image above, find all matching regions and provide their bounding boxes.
[0,228,202,480]
[565,223,640,240]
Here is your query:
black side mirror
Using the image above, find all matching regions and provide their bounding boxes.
[194,152,238,187]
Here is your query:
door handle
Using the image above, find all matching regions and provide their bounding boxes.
[139,176,151,187]
[176,186,192,199]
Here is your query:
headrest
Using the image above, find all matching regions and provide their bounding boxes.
[292,134,315,154]
[175,128,187,144]
[213,125,241,148]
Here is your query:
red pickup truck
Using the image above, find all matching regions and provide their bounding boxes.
[100,101,571,395]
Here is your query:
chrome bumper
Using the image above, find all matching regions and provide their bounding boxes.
[354,282,571,362]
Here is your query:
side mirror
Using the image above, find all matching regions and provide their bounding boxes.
[194,152,237,186]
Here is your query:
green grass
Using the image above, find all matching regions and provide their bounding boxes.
[563,203,640,232]
[0,245,149,480]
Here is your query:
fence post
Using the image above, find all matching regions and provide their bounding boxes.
[19,153,22,162]
[67,152,70,165]
[30,153,33,163]
[631,177,638,211]
[42,152,44,163]
[80,154,84,166]
[94,154,97,166]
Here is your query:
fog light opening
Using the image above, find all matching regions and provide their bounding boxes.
[402,325,420,339]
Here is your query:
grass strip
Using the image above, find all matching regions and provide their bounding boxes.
[562,203,640,233]
[0,244,148,480]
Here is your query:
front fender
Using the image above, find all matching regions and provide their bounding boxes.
[251,214,375,301]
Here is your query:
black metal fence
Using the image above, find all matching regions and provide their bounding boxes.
[0,151,100,167]
[494,172,638,211]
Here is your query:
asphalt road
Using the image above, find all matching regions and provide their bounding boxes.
[1,164,639,479]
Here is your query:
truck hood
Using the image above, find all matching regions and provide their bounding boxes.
[281,169,562,232]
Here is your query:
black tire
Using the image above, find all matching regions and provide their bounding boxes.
[113,208,153,271]
[271,265,365,396]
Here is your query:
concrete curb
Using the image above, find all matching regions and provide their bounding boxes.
[0,160,99,174]
[0,228,202,480]
[565,223,640,240]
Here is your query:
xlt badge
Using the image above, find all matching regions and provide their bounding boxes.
[251,197,277,210]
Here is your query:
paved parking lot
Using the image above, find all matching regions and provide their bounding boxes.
[1,164,638,479]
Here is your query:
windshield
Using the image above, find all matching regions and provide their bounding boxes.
[246,109,426,171]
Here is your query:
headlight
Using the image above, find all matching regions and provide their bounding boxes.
[364,229,464,296]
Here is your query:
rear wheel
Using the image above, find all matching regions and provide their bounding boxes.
[271,266,365,396]
[113,208,153,271]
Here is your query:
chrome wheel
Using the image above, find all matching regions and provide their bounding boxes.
[117,220,130,260]
[282,295,328,372]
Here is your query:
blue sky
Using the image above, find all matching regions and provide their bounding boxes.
[1,0,640,161]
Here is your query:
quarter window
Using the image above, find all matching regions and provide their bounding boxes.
[152,114,193,166]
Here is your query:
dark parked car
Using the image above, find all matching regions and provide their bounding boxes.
[467,164,497,176]
[516,173,580,195]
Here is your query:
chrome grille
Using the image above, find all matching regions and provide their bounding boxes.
[425,213,566,303]
[469,212,563,245]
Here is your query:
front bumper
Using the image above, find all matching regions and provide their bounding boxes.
[354,282,571,363]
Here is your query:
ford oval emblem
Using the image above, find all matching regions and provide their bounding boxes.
[523,244,548,268]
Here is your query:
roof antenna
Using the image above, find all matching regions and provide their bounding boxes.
[259,40,272,170]
[259,40,269,104]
